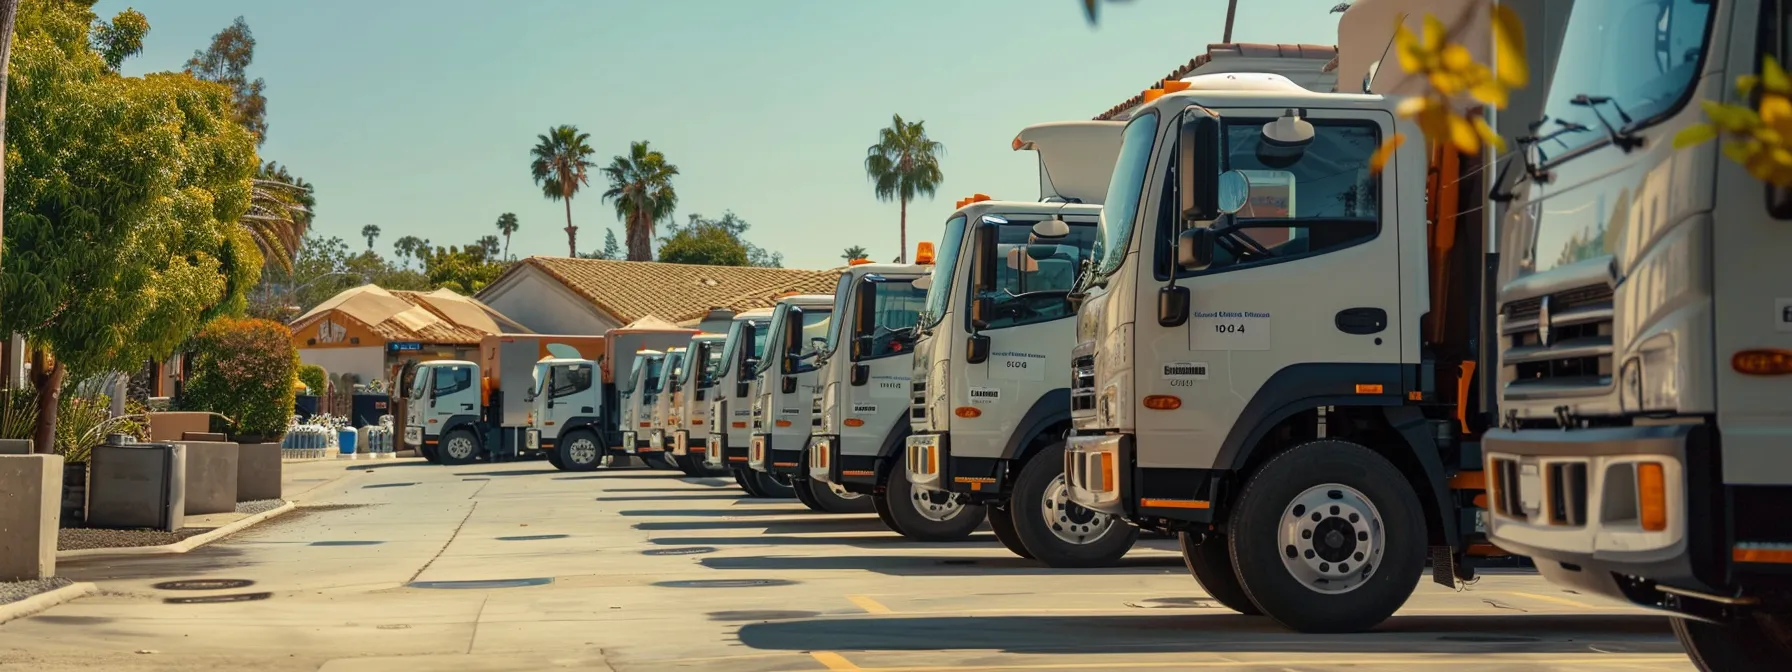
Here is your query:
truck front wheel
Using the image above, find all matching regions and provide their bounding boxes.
[1180,531,1258,615]
[749,470,795,498]
[438,429,483,466]
[1227,439,1424,633]
[734,468,768,497]
[1008,442,1137,568]
[882,464,984,541]
[554,430,603,472]
[1674,612,1792,671]
[797,472,875,514]
[987,502,1034,559]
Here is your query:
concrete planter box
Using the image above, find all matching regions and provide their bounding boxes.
[147,412,210,442]
[0,439,32,455]
[177,441,239,515]
[236,443,282,502]
[0,454,63,581]
[88,443,185,531]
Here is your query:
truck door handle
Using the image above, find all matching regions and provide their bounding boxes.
[581,406,593,413]
[1335,308,1388,335]
[460,403,474,410]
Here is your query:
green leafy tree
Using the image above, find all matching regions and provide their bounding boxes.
[184,16,268,144]
[0,0,19,266]
[496,212,519,259]
[601,140,679,261]
[3,0,259,453]
[392,235,425,268]
[182,318,299,438]
[599,228,621,260]
[297,364,327,396]
[423,245,510,294]
[474,234,502,261]
[361,224,381,250]
[843,246,868,262]
[658,212,782,268]
[90,6,146,71]
[530,125,596,257]
[864,114,944,264]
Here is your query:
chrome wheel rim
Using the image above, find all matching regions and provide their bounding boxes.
[445,436,475,460]
[909,479,965,522]
[828,482,861,500]
[1041,474,1115,545]
[568,438,599,465]
[1279,482,1384,595]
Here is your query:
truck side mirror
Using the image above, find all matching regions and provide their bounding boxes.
[971,222,999,293]
[851,280,877,360]
[970,296,993,331]
[1177,228,1217,271]
[781,308,805,373]
[966,334,990,364]
[1158,286,1190,327]
[1178,108,1222,223]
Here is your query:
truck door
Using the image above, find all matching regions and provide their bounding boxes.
[1135,107,1405,470]
[430,364,478,427]
[846,277,928,454]
[545,362,595,440]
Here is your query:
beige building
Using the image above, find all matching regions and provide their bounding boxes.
[289,286,529,386]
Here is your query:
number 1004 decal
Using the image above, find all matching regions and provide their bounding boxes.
[1190,311,1271,351]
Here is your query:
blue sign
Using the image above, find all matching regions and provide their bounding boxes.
[389,342,422,352]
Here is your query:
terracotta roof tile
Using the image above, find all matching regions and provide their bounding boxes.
[1094,42,1341,121]
[486,257,843,325]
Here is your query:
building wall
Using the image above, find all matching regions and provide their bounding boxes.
[479,267,621,336]
[298,346,387,388]
[291,312,385,350]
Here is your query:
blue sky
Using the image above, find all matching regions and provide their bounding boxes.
[98,0,1342,270]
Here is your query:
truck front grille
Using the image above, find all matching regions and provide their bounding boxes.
[812,392,823,429]
[1501,284,1614,401]
[910,380,927,422]
[1070,354,1096,412]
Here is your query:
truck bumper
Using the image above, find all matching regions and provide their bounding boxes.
[670,430,692,457]
[619,431,638,454]
[527,428,550,451]
[721,432,749,467]
[1065,430,1221,526]
[404,426,423,447]
[812,435,881,492]
[808,435,837,483]
[643,430,665,453]
[904,432,1010,502]
[1483,424,1727,609]
[748,433,770,472]
[1064,433,1128,516]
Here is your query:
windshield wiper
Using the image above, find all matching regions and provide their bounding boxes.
[1570,94,1643,152]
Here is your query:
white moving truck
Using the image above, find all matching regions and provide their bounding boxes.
[745,294,845,508]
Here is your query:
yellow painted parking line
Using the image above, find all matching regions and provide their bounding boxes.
[810,651,862,671]
[846,594,894,614]
[815,655,1691,671]
[1495,591,1598,609]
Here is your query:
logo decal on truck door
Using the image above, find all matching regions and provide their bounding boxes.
[1163,362,1209,387]
[852,402,878,415]
[969,387,1001,404]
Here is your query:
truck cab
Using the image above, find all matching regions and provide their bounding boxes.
[526,357,602,470]
[902,198,1132,564]
[703,311,790,497]
[404,360,480,463]
[668,332,729,476]
[807,259,967,534]
[1482,0,1792,664]
[644,347,686,470]
[619,350,665,463]
[746,295,835,489]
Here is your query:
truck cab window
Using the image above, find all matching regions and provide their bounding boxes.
[864,280,927,359]
[432,366,471,396]
[1540,0,1714,158]
[977,221,1096,330]
[550,365,591,398]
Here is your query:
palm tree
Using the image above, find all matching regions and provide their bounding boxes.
[495,212,520,259]
[842,246,868,262]
[241,161,315,273]
[600,141,680,262]
[475,235,502,261]
[361,224,381,251]
[864,114,944,264]
[393,235,424,269]
[529,125,597,257]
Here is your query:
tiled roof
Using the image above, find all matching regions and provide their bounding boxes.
[486,257,842,325]
[292,285,519,346]
[1094,42,1340,121]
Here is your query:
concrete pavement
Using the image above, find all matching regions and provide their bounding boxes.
[0,458,1694,671]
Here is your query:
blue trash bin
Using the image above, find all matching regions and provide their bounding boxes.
[338,428,358,455]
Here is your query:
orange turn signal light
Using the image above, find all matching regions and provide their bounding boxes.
[1162,79,1192,93]
[1355,384,1384,394]
[775,420,792,428]
[844,418,865,427]
[731,421,747,429]
[954,407,982,418]
[916,241,935,264]
[1733,349,1792,375]
[1142,88,1165,104]
[848,258,873,266]
[1011,136,1026,151]
[1638,462,1668,532]
[1142,395,1181,410]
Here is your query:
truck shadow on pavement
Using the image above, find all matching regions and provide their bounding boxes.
[699,553,1184,577]
[619,508,840,517]
[649,533,1007,548]
[631,517,895,534]
[594,493,754,502]
[735,613,1681,655]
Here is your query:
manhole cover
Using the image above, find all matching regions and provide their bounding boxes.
[938,559,978,566]
[496,534,569,541]
[643,546,718,556]
[1126,597,1220,609]
[708,610,820,621]
[164,592,273,604]
[655,579,796,588]
[376,624,411,630]
[153,579,255,591]
[463,478,491,481]
[364,482,417,489]
[407,578,554,590]
[310,541,384,547]
[1439,635,1543,643]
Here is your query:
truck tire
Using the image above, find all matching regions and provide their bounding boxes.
[1008,442,1137,568]
[1180,531,1259,615]
[987,502,1034,559]
[421,443,441,464]
[671,454,700,476]
[734,468,768,497]
[799,473,875,514]
[870,490,908,536]
[1674,613,1792,671]
[438,429,482,466]
[554,430,603,472]
[749,470,795,499]
[882,464,984,542]
[1226,439,1424,633]
[546,451,564,469]
[643,452,678,470]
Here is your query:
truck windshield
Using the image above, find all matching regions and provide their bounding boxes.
[662,352,684,393]
[549,364,591,399]
[623,358,643,398]
[822,273,855,358]
[643,357,664,397]
[756,304,792,376]
[1092,111,1159,279]
[859,279,927,359]
[919,215,967,328]
[716,320,763,380]
[532,362,551,398]
[1530,0,1713,270]
[699,342,725,386]
[409,367,428,398]
[1201,118,1380,268]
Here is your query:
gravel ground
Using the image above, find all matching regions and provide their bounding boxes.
[57,527,209,551]
[235,499,287,515]
[0,577,72,606]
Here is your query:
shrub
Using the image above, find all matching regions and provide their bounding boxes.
[298,364,327,396]
[0,386,148,462]
[183,318,300,439]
